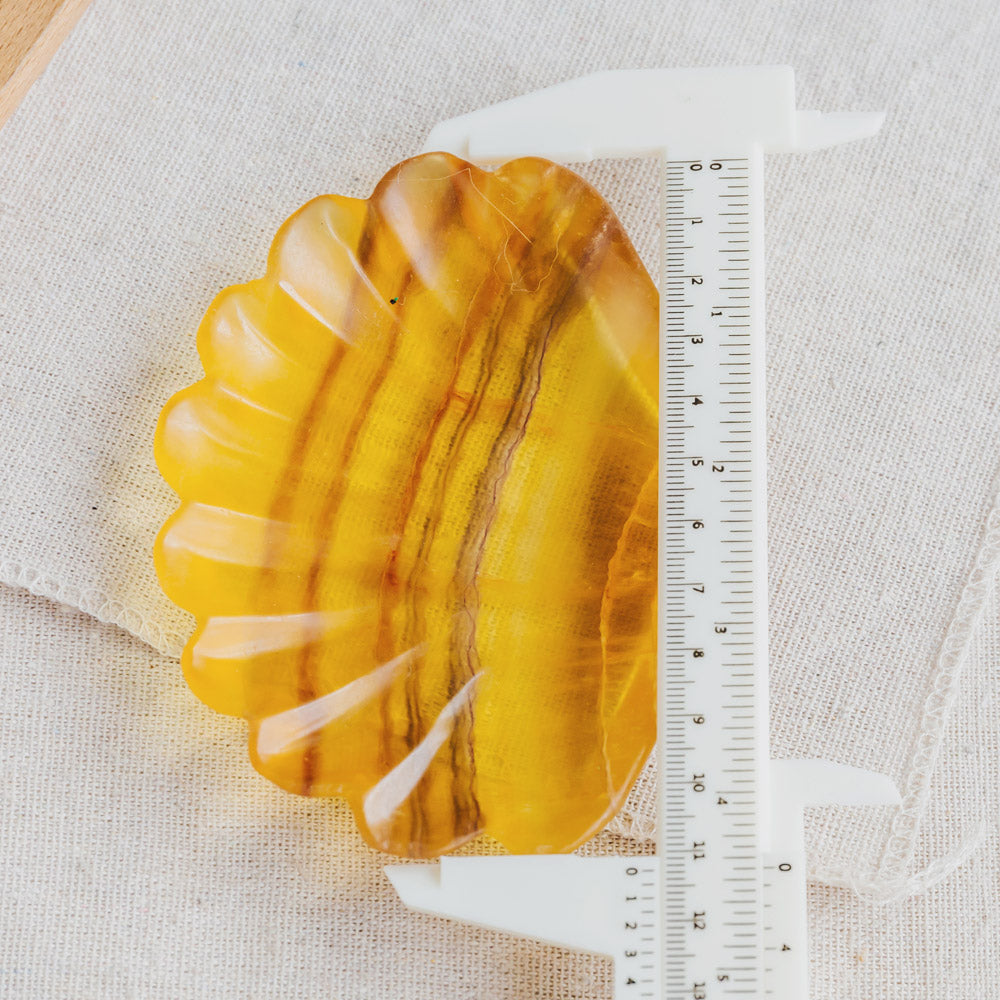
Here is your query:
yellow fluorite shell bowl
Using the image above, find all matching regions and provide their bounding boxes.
[155,152,658,858]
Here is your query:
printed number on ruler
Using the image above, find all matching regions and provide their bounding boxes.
[621,861,659,997]
[663,157,761,999]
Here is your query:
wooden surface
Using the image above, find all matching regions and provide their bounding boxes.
[0,0,92,129]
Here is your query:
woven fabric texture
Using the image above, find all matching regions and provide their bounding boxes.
[0,586,625,999]
[1,583,997,998]
[1,0,999,995]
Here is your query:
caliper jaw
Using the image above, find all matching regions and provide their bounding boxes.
[422,66,883,162]
[387,760,899,1000]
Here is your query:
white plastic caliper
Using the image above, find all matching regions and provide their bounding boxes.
[386,67,898,1000]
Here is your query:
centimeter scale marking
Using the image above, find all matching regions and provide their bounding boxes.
[657,151,768,1000]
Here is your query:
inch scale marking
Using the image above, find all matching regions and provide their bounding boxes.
[660,152,766,1000]
[388,67,901,1000]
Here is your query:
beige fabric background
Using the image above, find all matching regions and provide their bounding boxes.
[1,0,998,996]
[1,581,997,999]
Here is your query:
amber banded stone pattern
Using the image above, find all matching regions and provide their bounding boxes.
[155,152,658,858]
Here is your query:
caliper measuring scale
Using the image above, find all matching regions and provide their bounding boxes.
[387,66,901,1000]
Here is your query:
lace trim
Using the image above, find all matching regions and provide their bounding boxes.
[811,819,992,904]
[857,474,1000,896]
[0,560,185,658]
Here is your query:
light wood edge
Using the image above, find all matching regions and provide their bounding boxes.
[0,0,93,131]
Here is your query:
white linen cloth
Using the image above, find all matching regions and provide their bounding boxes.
[1,0,998,995]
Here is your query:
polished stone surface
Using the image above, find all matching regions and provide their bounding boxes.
[155,152,657,858]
